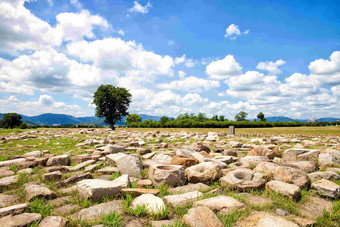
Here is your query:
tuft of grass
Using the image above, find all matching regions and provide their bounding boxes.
[68,217,92,227]
[16,172,29,186]
[217,208,251,227]
[70,191,94,208]
[9,164,18,173]
[122,194,133,213]
[157,184,170,197]
[151,206,169,220]
[141,168,149,179]
[130,204,148,217]
[173,202,193,217]
[316,200,340,227]
[100,211,123,227]
[110,172,121,181]
[166,220,189,227]
[29,197,53,217]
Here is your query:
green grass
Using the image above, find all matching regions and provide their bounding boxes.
[157,184,170,197]
[315,200,340,227]
[29,198,53,217]
[100,211,123,227]
[129,204,148,217]
[217,208,251,227]
[110,172,121,181]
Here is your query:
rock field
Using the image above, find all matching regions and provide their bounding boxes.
[0,128,339,226]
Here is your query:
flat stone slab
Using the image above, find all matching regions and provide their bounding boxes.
[266,180,301,200]
[308,171,340,181]
[297,197,333,219]
[0,203,27,216]
[77,174,129,201]
[193,195,245,212]
[0,195,18,207]
[0,175,18,187]
[237,193,273,206]
[69,160,96,171]
[311,179,340,198]
[38,216,68,227]
[46,155,70,166]
[131,194,165,214]
[97,167,119,174]
[0,212,42,227]
[163,191,203,207]
[71,200,123,220]
[183,206,224,227]
[235,211,298,227]
[25,183,56,201]
[169,183,209,194]
[53,204,80,215]
[0,158,26,168]
[121,188,159,196]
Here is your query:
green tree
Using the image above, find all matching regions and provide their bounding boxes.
[219,115,225,122]
[211,115,219,121]
[0,113,22,129]
[235,111,248,121]
[92,85,132,130]
[160,116,169,125]
[125,114,142,125]
[257,112,266,121]
[197,113,207,122]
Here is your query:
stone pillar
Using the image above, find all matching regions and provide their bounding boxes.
[229,126,235,136]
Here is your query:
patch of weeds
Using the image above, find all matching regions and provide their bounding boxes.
[217,208,250,227]
[130,181,138,188]
[100,211,123,227]
[9,164,18,173]
[70,191,93,208]
[157,184,170,197]
[68,217,92,227]
[141,168,148,179]
[0,155,8,161]
[173,202,193,217]
[316,200,340,227]
[110,172,121,181]
[122,194,133,212]
[151,206,169,220]
[27,221,39,227]
[266,191,299,215]
[29,197,53,217]
[130,204,148,217]
[16,172,29,187]
[166,220,189,227]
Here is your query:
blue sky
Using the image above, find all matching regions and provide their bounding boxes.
[0,0,339,119]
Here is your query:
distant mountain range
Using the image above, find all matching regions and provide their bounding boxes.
[0,113,339,126]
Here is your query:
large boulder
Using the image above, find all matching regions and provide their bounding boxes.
[254,162,279,177]
[274,166,311,188]
[248,144,280,159]
[46,155,70,166]
[220,168,266,191]
[148,164,185,187]
[116,154,143,177]
[104,144,125,154]
[131,194,165,214]
[185,162,222,183]
[319,149,340,166]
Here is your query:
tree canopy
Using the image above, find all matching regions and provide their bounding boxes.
[0,113,22,128]
[92,85,132,130]
[257,112,266,121]
[235,111,248,121]
[125,113,142,125]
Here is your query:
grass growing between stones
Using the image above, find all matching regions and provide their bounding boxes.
[315,200,340,227]
[100,211,123,227]
[29,197,53,217]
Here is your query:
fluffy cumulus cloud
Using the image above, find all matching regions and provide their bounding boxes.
[206,55,242,79]
[224,24,249,40]
[129,1,151,14]
[157,76,220,92]
[256,59,286,74]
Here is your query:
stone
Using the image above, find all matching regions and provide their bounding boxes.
[266,180,301,199]
[229,126,235,136]
[0,213,42,227]
[254,162,279,176]
[221,168,266,191]
[149,164,185,186]
[105,153,127,164]
[170,155,199,168]
[182,206,224,227]
[152,153,172,164]
[57,186,77,195]
[293,217,315,227]
[23,150,42,158]
[194,144,211,153]
[169,183,209,194]
[212,155,236,164]
[131,194,165,214]
[104,144,125,153]
[77,174,129,201]
[0,195,17,207]
[151,220,174,227]
[98,166,119,174]
[193,195,245,212]
[280,161,318,173]
[228,141,242,148]
[25,183,56,201]
[297,197,332,219]
[137,179,153,188]
[308,171,340,181]
[46,155,70,166]
[53,204,80,215]
[39,216,68,227]
[163,191,203,207]
[185,162,222,183]
[274,166,311,188]
[136,148,152,155]
[45,166,69,173]
[240,156,270,166]
[56,172,92,187]
[297,150,319,162]
[71,154,91,164]
[17,168,32,174]
[236,193,272,206]
[0,175,18,187]
[125,219,144,227]
[69,160,96,171]
[121,188,159,196]
[0,168,14,178]
[43,171,62,181]
[0,158,26,168]
[319,150,340,166]
[71,200,123,220]
[235,211,298,227]
[229,161,251,169]
[116,154,143,177]
[311,179,340,198]
[248,144,280,159]
[0,203,27,216]
[191,151,212,163]
[50,196,71,207]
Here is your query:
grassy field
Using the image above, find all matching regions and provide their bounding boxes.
[119,126,340,136]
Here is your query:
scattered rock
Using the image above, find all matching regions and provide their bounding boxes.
[266,180,301,199]
[25,183,56,201]
[149,164,185,186]
[131,194,165,214]
[38,216,68,227]
[220,168,266,191]
[116,154,143,177]
[163,191,203,207]
[311,179,340,198]
[46,155,70,166]
[185,162,222,183]
[183,206,224,227]
[71,200,123,220]
[193,195,245,212]
[0,213,42,227]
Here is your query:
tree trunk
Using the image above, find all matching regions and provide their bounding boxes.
[110,123,115,130]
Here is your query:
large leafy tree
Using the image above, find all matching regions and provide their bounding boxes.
[125,113,142,125]
[1,113,22,129]
[257,112,266,121]
[235,111,248,121]
[92,85,132,130]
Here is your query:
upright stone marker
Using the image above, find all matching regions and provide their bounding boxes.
[229,126,235,136]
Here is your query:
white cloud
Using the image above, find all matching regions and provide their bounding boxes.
[178,70,186,79]
[280,73,319,96]
[168,40,174,46]
[157,76,220,92]
[129,1,151,14]
[224,24,249,40]
[206,55,242,79]
[56,10,109,41]
[331,85,340,96]
[309,51,340,75]
[70,0,82,9]
[256,59,286,74]
[174,54,195,68]
[39,94,54,106]
[116,29,125,36]
[47,0,53,6]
